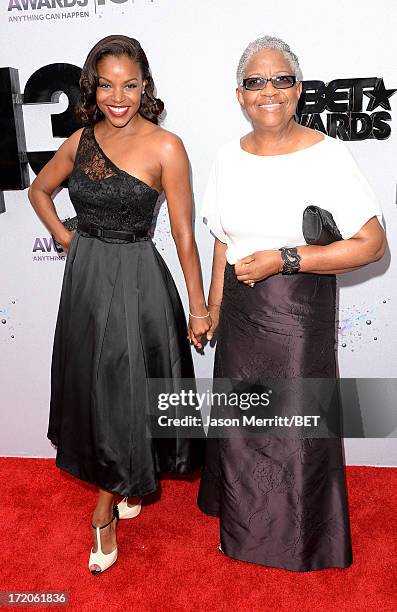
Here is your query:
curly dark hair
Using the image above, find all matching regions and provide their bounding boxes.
[76,34,164,125]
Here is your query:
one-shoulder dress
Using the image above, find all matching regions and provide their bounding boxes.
[48,126,203,497]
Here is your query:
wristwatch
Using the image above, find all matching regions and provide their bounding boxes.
[279,247,301,275]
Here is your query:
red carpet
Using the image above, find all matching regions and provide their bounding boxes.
[0,458,396,612]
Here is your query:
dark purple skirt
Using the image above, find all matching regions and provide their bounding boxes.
[197,263,352,571]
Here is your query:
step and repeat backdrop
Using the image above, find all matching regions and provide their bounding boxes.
[0,0,396,463]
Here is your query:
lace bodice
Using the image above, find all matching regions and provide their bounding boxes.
[68,126,160,231]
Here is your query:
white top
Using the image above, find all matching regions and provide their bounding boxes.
[201,134,384,264]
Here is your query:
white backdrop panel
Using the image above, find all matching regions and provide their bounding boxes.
[0,0,396,463]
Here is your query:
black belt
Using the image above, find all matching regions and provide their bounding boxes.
[78,222,149,242]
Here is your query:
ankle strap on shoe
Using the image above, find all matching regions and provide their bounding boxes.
[91,505,119,530]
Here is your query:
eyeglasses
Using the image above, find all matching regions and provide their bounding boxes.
[241,76,297,90]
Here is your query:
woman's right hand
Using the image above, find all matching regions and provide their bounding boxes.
[206,304,220,341]
[58,230,76,254]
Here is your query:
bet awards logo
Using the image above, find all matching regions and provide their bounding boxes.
[8,0,88,8]
[297,77,396,140]
[32,236,66,262]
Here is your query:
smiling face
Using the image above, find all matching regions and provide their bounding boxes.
[95,54,146,127]
[236,48,302,131]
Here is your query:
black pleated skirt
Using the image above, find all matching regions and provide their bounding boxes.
[197,263,353,571]
[48,230,203,497]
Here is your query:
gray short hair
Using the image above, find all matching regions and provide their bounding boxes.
[236,35,303,85]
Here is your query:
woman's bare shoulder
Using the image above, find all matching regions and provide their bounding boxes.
[145,125,187,162]
[149,125,185,148]
[58,127,86,162]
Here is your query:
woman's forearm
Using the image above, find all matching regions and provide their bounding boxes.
[208,239,227,305]
[297,232,387,275]
[28,185,70,245]
[172,232,207,314]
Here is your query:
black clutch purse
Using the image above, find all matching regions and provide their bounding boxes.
[53,216,78,250]
[302,205,342,246]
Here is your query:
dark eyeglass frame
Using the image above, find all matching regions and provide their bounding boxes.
[241,76,297,90]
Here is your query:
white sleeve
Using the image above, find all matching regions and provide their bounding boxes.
[200,156,228,244]
[326,141,384,240]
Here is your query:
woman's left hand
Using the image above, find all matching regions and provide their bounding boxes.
[188,314,212,350]
[235,250,282,285]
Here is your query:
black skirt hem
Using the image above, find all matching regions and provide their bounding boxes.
[52,447,159,498]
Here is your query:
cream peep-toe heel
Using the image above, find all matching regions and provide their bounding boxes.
[88,505,119,575]
[116,497,142,520]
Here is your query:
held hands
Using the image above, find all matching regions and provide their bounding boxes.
[187,303,221,348]
[187,308,212,350]
[234,250,282,285]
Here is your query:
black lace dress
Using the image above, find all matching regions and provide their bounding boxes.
[48,126,203,497]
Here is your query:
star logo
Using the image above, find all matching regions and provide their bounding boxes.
[364,78,397,112]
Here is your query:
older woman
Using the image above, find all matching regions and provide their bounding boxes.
[197,35,386,571]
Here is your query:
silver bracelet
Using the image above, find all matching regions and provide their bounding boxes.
[189,311,210,319]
